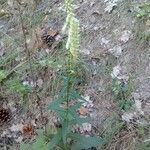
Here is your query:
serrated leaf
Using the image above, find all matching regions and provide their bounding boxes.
[67,111,75,121]
[70,134,103,150]
[55,108,66,121]
[70,90,86,101]
[48,95,65,111]
[75,116,91,125]
[47,131,62,150]
[70,102,82,111]
[48,99,62,110]
[61,120,71,144]
[6,79,30,94]
[20,130,47,150]
[20,143,30,150]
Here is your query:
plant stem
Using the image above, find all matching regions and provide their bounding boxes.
[16,0,34,83]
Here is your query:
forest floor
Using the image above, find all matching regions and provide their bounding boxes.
[0,0,150,149]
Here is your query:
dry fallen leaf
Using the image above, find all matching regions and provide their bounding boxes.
[43,15,48,21]
[28,27,44,50]
[37,78,43,88]
[21,123,34,136]
[78,106,88,116]
[145,20,150,27]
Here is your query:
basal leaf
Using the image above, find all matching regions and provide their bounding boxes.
[71,134,103,150]
[61,120,71,144]
[0,70,7,82]
[47,130,62,150]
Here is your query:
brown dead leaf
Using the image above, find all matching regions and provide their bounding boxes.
[21,123,34,136]
[78,106,88,116]
[28,27,44,50]
[43,15,48,21]
[37,78,43,88]
[145,20,150,27]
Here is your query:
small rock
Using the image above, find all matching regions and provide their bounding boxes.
[82,123,92,132]
[7,0,14,7]
[89,15,96,23]
[90,1,96,7]
[10,124,23,132]
[101,37,110,45]
[80,49,90,55]
[122,112,134,122]
[22,80,36,87]
[135,100,144,115]
[119,30,131,43]
[108,45,122,57]
[111,65,121,79]
[105,2,117,13]
[93,26,99,31]
[15,136,23,143]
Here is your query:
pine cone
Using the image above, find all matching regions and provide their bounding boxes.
[0,108,11,125]
[41,30,59,47]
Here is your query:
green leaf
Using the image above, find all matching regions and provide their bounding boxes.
[20,143,30,150]
[0,70,7,82]
[20,129,47,150]
[31,139,46,150]
[47,87,69,111]
[48,101,66,121]
[70,90,86,101]
[55,108,66,121]
[61,120,71,144]
[47,99,62,110]
[6,79,30,94]
[47,131,62,150]
[75,116,91,124]
[67,111,75,121]
[70,102,82,111]
[70,134,103,150]
[47,94,65,111]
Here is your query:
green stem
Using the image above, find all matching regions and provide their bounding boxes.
[63,52,73,147]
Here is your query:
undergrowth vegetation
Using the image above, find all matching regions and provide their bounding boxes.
[133,3,150,41]
[0,0,150,150]
[1,0,102,149]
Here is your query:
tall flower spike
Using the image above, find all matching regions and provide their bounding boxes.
[64,0,73,14]
[67,17,79,61]
[62,0,74,32]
